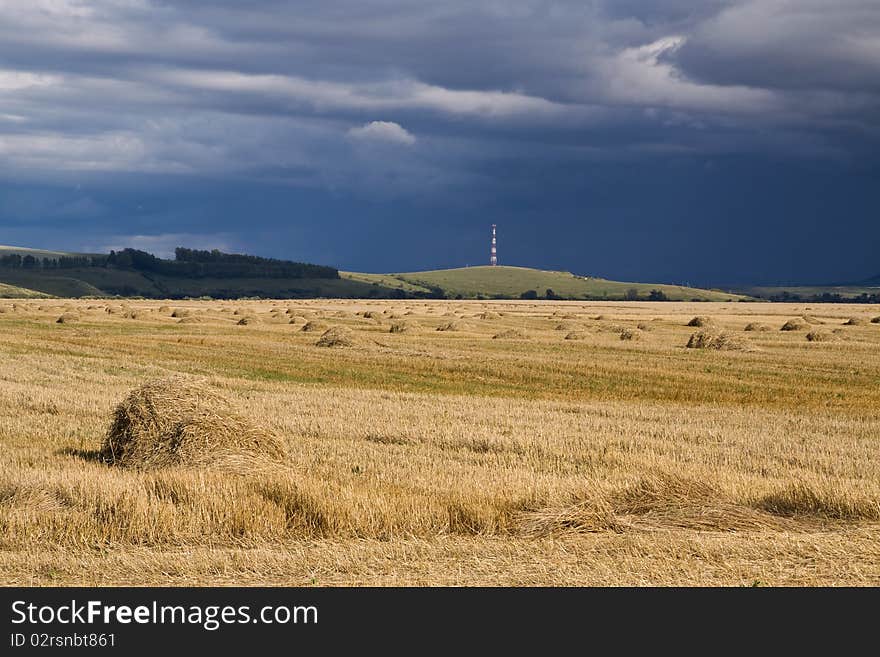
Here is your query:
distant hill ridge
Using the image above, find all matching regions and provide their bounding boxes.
[0,245,744,300]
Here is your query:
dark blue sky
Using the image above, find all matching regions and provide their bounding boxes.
[1,1,878,285]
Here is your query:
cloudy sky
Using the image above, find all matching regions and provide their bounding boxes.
[1,1,878,284]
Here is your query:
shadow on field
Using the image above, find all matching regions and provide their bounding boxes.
[57,447,106,464]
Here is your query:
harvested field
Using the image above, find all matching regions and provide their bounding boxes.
[0,298,878,586]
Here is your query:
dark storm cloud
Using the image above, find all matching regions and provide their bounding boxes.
[0,1,878,283]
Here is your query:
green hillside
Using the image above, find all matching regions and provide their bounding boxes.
[738,284,880,302]
[343,266,746,301]
[0,281,51,299]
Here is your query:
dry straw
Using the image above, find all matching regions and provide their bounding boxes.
[686,329,747,350]
[101,377,287,470]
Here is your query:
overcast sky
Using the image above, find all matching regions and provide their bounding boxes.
[1,0,878,284]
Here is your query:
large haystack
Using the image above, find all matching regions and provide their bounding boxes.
[686,329,747,351]
[315,326,357,347]
[101,377,286,469]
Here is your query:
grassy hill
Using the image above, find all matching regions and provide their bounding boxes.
[0,244,746,300]
[343,266,746,301]
[738,284,880,302]
[0,282,50,298]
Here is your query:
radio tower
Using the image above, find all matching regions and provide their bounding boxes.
[490,224,498,266]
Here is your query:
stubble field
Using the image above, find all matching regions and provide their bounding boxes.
[1,298,878,586]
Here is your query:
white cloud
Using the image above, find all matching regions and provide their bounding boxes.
[347,121,416,145]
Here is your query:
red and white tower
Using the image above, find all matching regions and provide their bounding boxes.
[490,224,498,266]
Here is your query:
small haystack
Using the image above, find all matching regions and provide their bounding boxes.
[744,323,770,332]
[806,330,834,342]
[171,309,190,319]
[636,323,653,332]
[101,377,286,469]
[686,316,712,327]
[686,329,747,351]
[780,319,806,331]
[56,312,80,324]
[236,315,258,325]
[300,320,328,333]
[315,326,356,347]
[618,328,638,341]
[843,317,865,326]
[436,321,462,332]
[478,311,501,320]
[871,316,880,324]
[492,328,529,340]
[564,331,589,341]
[389,321,417,333]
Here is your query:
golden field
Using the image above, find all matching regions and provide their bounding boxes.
[1,298,878,586]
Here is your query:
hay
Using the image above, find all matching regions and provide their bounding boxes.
[236,315,258,325]
[171,309,190,319]
[492,329,529,340]
[177,316,205,324]
[389,321,417,333]
[871,316,880,324]
[743,322,770,332]
[56,312,80,324]
[101,377,287,469]
[780,319,806,331]
[636,322,653,332]
[686,316,712,327]
[315,326,356,348]
[436,321,462,332]
[478,311,501,320]
[564,331,589,341]
[843,317,865,326]
[686,329,747,351]
[806,330,834,342]
[300,320,328,333]
[618,328,638,341]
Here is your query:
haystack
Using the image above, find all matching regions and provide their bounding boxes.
[686,316,712,327]
[171,309,190,319]
[780,319,806,331]
[686,329,747,351]
[315,326,356,347]
[236,315,258,325]
[871,316,880,324]
[101,377,286,469]
[492,328,529,340]
[436,321,462,332]
[806,330,834,342]
[56,312,79,324]
[564,331,589,340]
[843,317,865,326]
[744,322,770,332]
[300,320,328,333]
[389,321,417,333]
[618,328,638,341]
[478,311,501,320]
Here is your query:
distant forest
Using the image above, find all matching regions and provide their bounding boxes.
[0,247,339,280]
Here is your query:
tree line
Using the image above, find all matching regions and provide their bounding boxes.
[0,248,338,280]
